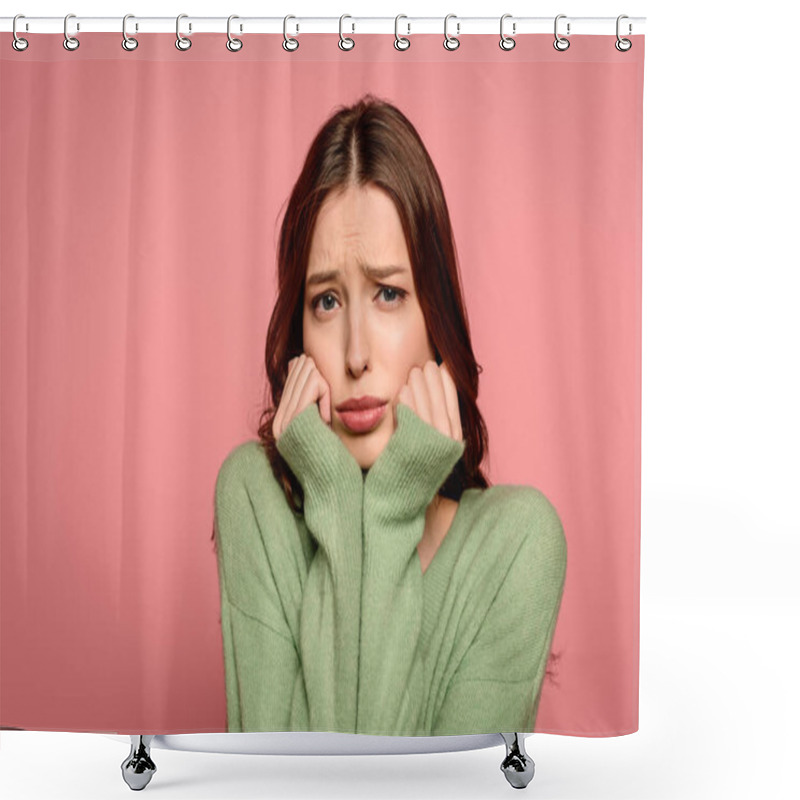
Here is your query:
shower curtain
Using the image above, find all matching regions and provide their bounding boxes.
[0,27,644,737]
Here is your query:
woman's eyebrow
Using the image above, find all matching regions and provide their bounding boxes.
[306,264,408,287]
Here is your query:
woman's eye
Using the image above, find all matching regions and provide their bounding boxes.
[378,286,408,305]
[313,292,337,312]
[312,286,407,314]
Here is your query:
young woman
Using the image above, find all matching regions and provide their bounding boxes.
[213,94,567,737]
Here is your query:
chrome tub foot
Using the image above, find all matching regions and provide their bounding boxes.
[121,735,156,790]
[500,732,535,789]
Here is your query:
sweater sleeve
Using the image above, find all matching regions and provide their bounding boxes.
[358,402,466,735]
[213,444,305,733]
[275,403,365,733]
[431,490,567,735]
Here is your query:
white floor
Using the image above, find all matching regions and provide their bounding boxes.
[2,597,797,799]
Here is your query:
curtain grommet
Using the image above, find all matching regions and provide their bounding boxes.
[11,14,29,51]
[443,14,460,51]
[394,15,410,51]
[63,13,80,51]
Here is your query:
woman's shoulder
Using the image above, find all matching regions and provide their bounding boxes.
[465,483,566,563]
[215,439,289,515]
[216,439,267,485]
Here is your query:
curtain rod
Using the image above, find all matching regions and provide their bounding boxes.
[1,16,646,37]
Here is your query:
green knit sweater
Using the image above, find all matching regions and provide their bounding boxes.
[214,402,567,736]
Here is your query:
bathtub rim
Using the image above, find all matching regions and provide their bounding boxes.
[103,731,523,756]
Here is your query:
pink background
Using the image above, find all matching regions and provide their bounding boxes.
[1,32,643,735]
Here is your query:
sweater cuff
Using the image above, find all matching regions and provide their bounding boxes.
[364,402,465,521]
[276,403,363,506]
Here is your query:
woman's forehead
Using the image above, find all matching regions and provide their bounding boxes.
[307,186,412,282]
[316,184,403,236]
[306,261,411,288]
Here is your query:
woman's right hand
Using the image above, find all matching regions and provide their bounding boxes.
[272,354,332,440]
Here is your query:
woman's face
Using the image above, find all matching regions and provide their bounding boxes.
[303,183,435,470]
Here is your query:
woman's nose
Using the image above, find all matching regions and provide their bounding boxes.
[345,308,369,376]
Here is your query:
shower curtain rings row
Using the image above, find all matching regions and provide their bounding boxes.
[9,13,634,54]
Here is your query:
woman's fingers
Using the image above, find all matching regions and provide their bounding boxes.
[284,355,310,431]
[402,359,460,441]
[272,356,300,439]
[276,354,458,441]
[440,362,463,442]
[296,363,331,426]
[319,376,331,426]
[408,365,432,428]
[424,360,452,439]
[397,384,413,411]
[273,354,332,439]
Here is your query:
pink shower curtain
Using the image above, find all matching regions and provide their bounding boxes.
[1,30,644,736]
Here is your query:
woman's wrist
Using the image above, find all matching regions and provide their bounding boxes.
[276,403,364,506]
[364,403,465,520]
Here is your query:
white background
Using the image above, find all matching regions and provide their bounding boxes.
[2,1,798,798]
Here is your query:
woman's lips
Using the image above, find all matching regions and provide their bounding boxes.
[337,402,387,434]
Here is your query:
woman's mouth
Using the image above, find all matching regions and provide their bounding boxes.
[337,402,387,434]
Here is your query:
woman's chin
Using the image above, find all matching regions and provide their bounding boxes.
[335,417,392,470]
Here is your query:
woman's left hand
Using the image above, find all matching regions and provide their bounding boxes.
[395,360,463,443]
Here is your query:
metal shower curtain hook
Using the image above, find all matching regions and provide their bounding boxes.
[499,13,516,51]
[227,15,243,52]
[443,13,460,51]
[12,14,29,51]
[283,15,299,52]
[122,14,139,51]
[176,13,192,51]
[616,15,633,51]
[339,14,355,50]
[394,14,410,51]
[554,14,570,51]
[64,13,80,51]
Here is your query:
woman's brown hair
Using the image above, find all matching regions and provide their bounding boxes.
[254,93,490,516]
